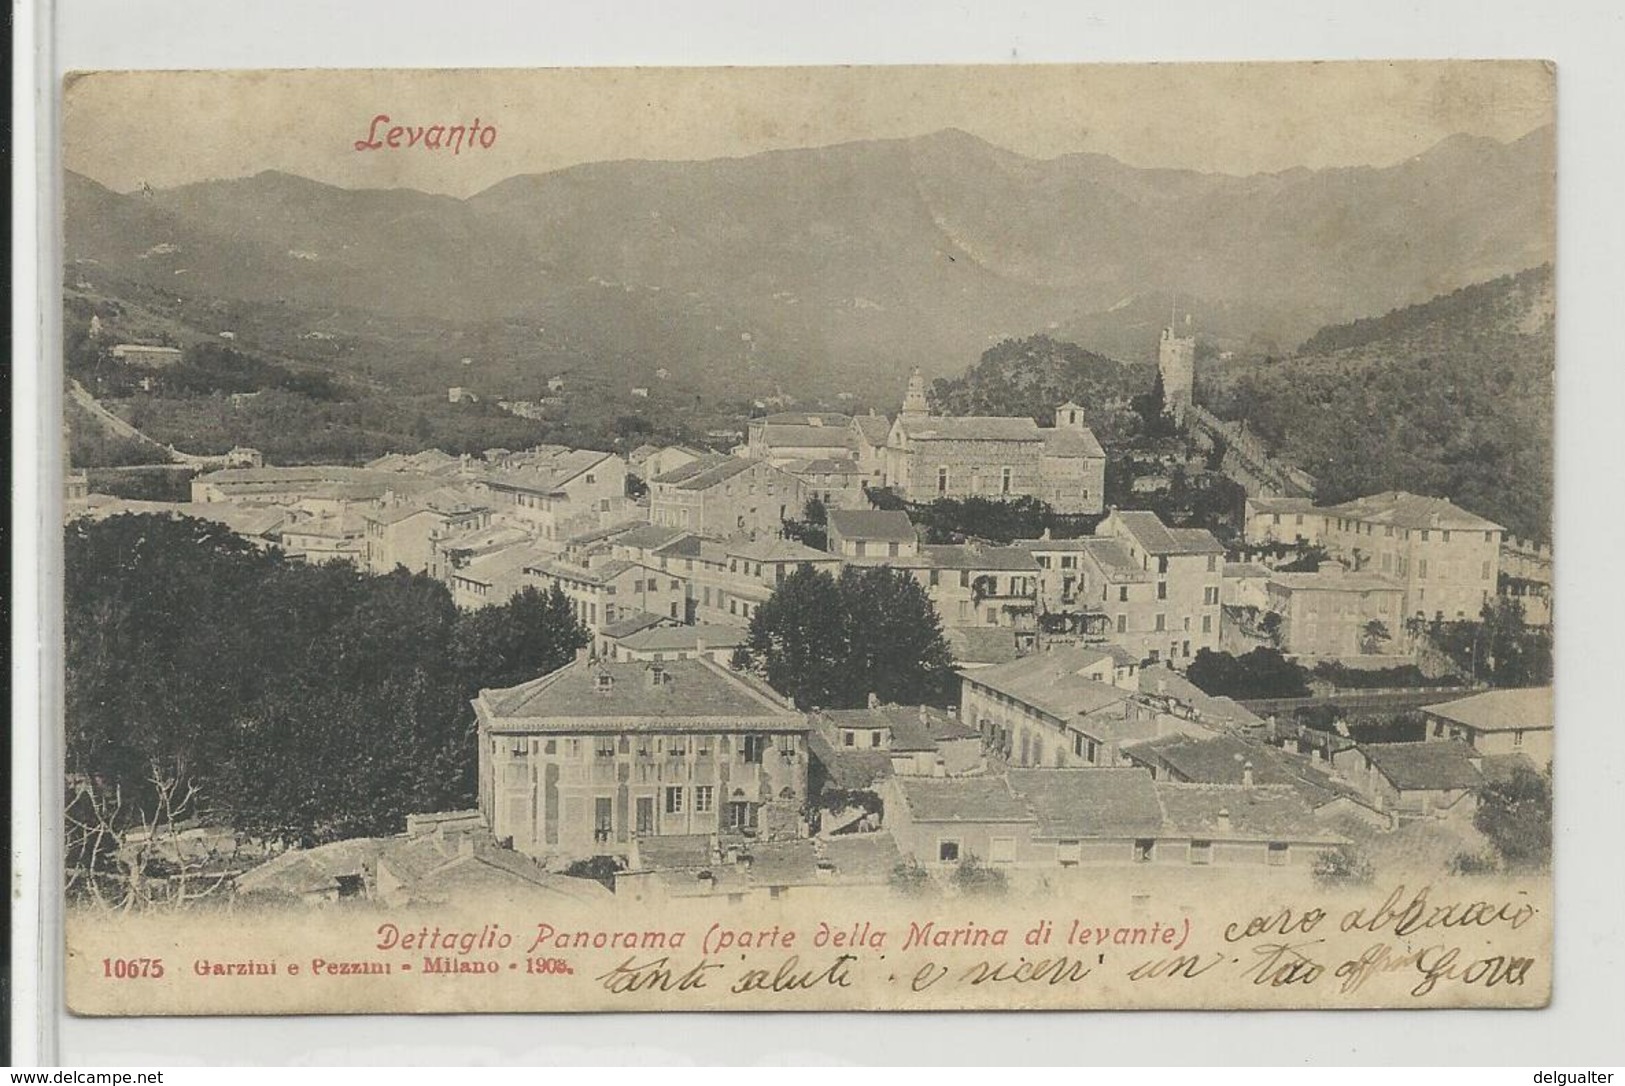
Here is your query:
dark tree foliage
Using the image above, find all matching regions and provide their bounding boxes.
[1204,266,1553,541]
[1432,599,1553,688]
[837,565,957,706]
[928,334,1139,429]
[65,515,588,848]
[731,565,849,709]
[85,467,196,503]
[779,498,830,551]
[1185,647,1312,700]
[1130,369,1179,441]
[110,386,568,464]
[1312,843,1376,888]
[1473,766,1552,871]
[1311,661,1461,691]
[912,495,1053,545]
[450,585,591,693]
[69,341,344,403]
[562,855,625,891]
[951,855,1008,897]
[1102,461,1246,543]
[1276,546,1328,573]
[733,564,955,710]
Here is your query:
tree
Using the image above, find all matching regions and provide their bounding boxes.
[889,861,934,898]
[779,498,829,550]
[451,585,590,693]
[951,855,1008,897]
[838,566,956,705]
[732,565,851,709]
[1312,844,1376,888]
[733,564,955,709]
[1131,370,1177,441]
[63,514,594,869]
[1473,766,1552,871]
[1435,598,1553,688]
[563,855,625,891]
[1186,647,1311,699]
[913,495,1053,544]
[1361,619,1392,654]
[65,514,282,818]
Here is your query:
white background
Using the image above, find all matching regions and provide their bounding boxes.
[13,0,1625,1066]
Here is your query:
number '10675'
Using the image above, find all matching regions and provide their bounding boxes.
[102,957,165,978]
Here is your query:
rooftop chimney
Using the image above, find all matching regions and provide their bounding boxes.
[1216,808,1232,832]
[867,692,881,709]
[1242,761,1255,789]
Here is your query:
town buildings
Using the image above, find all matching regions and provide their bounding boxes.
[628,444,704,483]
[233,810,611,907]
[884,768,1345,871]
[192,465,442,506]
[782,458,867,510]
[809,701,984,783]
[850,413,892,489]
[361,488,490,575]
[912,543,1040,638]
[1243,496,1323,546]
[826,509,918,559]
[956,645,1210,770]
[745,412,855,463]
[479,448,630,548]
[1092,509,1224,665]
[448,542,552,610]
[523,553,688,643]
[1241,491,1505,624]
[602,623,745,665]
[1262,568,1405,658]
[1499,536,1553,626]
[277,509,366,564]
[1330,741,1486,820]
[880,371,1106,514]
[472,654,808,861]
[648,454,807,540]
[1319,492,1504,623]
[1422,686,1553,766]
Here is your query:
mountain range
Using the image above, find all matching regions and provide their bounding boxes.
[63,125,1553,401]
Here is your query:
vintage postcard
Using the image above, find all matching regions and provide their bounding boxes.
[59,62,1554,1015]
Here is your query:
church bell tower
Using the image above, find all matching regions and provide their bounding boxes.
[901,367,930,417]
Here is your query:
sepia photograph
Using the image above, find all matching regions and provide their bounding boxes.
[55,61,1555,1016]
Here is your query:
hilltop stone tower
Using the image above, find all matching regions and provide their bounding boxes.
[901,367,930,417]
[1157,314,1196,422]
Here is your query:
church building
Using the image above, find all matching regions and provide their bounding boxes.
[880,370,1106,514]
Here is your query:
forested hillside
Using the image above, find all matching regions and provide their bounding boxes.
[929,335,1146,443]
[1207,266,1554,540]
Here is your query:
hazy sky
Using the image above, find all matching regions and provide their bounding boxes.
[62,61,1554,198]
